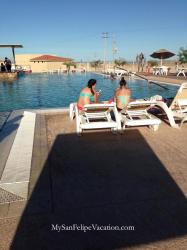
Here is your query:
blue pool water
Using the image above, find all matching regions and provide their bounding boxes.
[0,73,179,112]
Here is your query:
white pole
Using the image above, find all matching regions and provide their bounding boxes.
[112,38,117,73]
[102,32,109,72]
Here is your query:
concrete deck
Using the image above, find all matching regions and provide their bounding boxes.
[0,111,24,183]
[138,73,187,85]
[0,111,36,199]
[0,110,187,250]
[0,72,17,81]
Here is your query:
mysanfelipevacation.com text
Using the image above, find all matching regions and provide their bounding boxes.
[51,224,135,233]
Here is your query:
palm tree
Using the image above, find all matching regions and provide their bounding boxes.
[178,47,187,64]
[114,58,127,67]
[90,60,103,71]
[147,60,158,67]
[63,61,76,72]
[114,58,127,70]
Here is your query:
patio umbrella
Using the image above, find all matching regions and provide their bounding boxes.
[150,49,175,66]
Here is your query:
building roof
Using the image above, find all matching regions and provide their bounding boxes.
[30,55,72,62]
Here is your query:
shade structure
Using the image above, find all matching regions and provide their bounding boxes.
[150,49,175,66]
[0,44,23,48]
[0,44,23,64]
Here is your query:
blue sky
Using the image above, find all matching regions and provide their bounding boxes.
[0,0,187,61]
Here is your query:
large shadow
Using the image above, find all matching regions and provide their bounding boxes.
[11,129,187,250]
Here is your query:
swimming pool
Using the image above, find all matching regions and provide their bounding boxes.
[0,73,179,112]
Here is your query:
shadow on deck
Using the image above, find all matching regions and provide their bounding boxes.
[10,127,187,250]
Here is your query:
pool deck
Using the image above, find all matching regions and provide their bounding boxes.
[137,73,186,85]
[0,107,187,249]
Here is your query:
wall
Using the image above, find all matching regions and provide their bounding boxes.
[15,54,68,73]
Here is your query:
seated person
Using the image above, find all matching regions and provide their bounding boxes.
[114,77,131,112]
[77,79,100,110]
[0,63,6,72]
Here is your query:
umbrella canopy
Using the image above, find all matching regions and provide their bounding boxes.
[150,49,175,65]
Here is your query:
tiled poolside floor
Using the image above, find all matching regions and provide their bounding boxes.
[0,111,187,250]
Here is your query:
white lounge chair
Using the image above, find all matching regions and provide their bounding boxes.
[176,67,186,77]
[175,99,187,127]
[70,102,121,135]
[120,100,161,131]
[155,82,187,128]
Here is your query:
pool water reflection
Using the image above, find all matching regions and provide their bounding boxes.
[0,73,178,112]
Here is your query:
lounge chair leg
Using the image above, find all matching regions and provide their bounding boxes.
[180,117,187,128]
[111,128,118,134]
[69,103,75,120]
[77,126,82,136]
[149,125,159,131]
[119,129,124,134]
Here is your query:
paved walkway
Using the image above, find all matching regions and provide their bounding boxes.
[0,111,36,199]
[138,73,186,85]
[0,111,187,250]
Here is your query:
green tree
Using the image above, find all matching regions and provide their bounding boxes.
[178,47,187,64]
[63,61,76,72]
[90,60,103,71]
[147,60,158,67]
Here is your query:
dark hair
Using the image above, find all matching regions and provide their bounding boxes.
[87,79,96,95]
[119,77,127,88]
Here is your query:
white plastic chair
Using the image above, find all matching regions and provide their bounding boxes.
[154,82,187,128]
[160,66,169,76]
[120,100,161,131]
[70,102,121,135]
